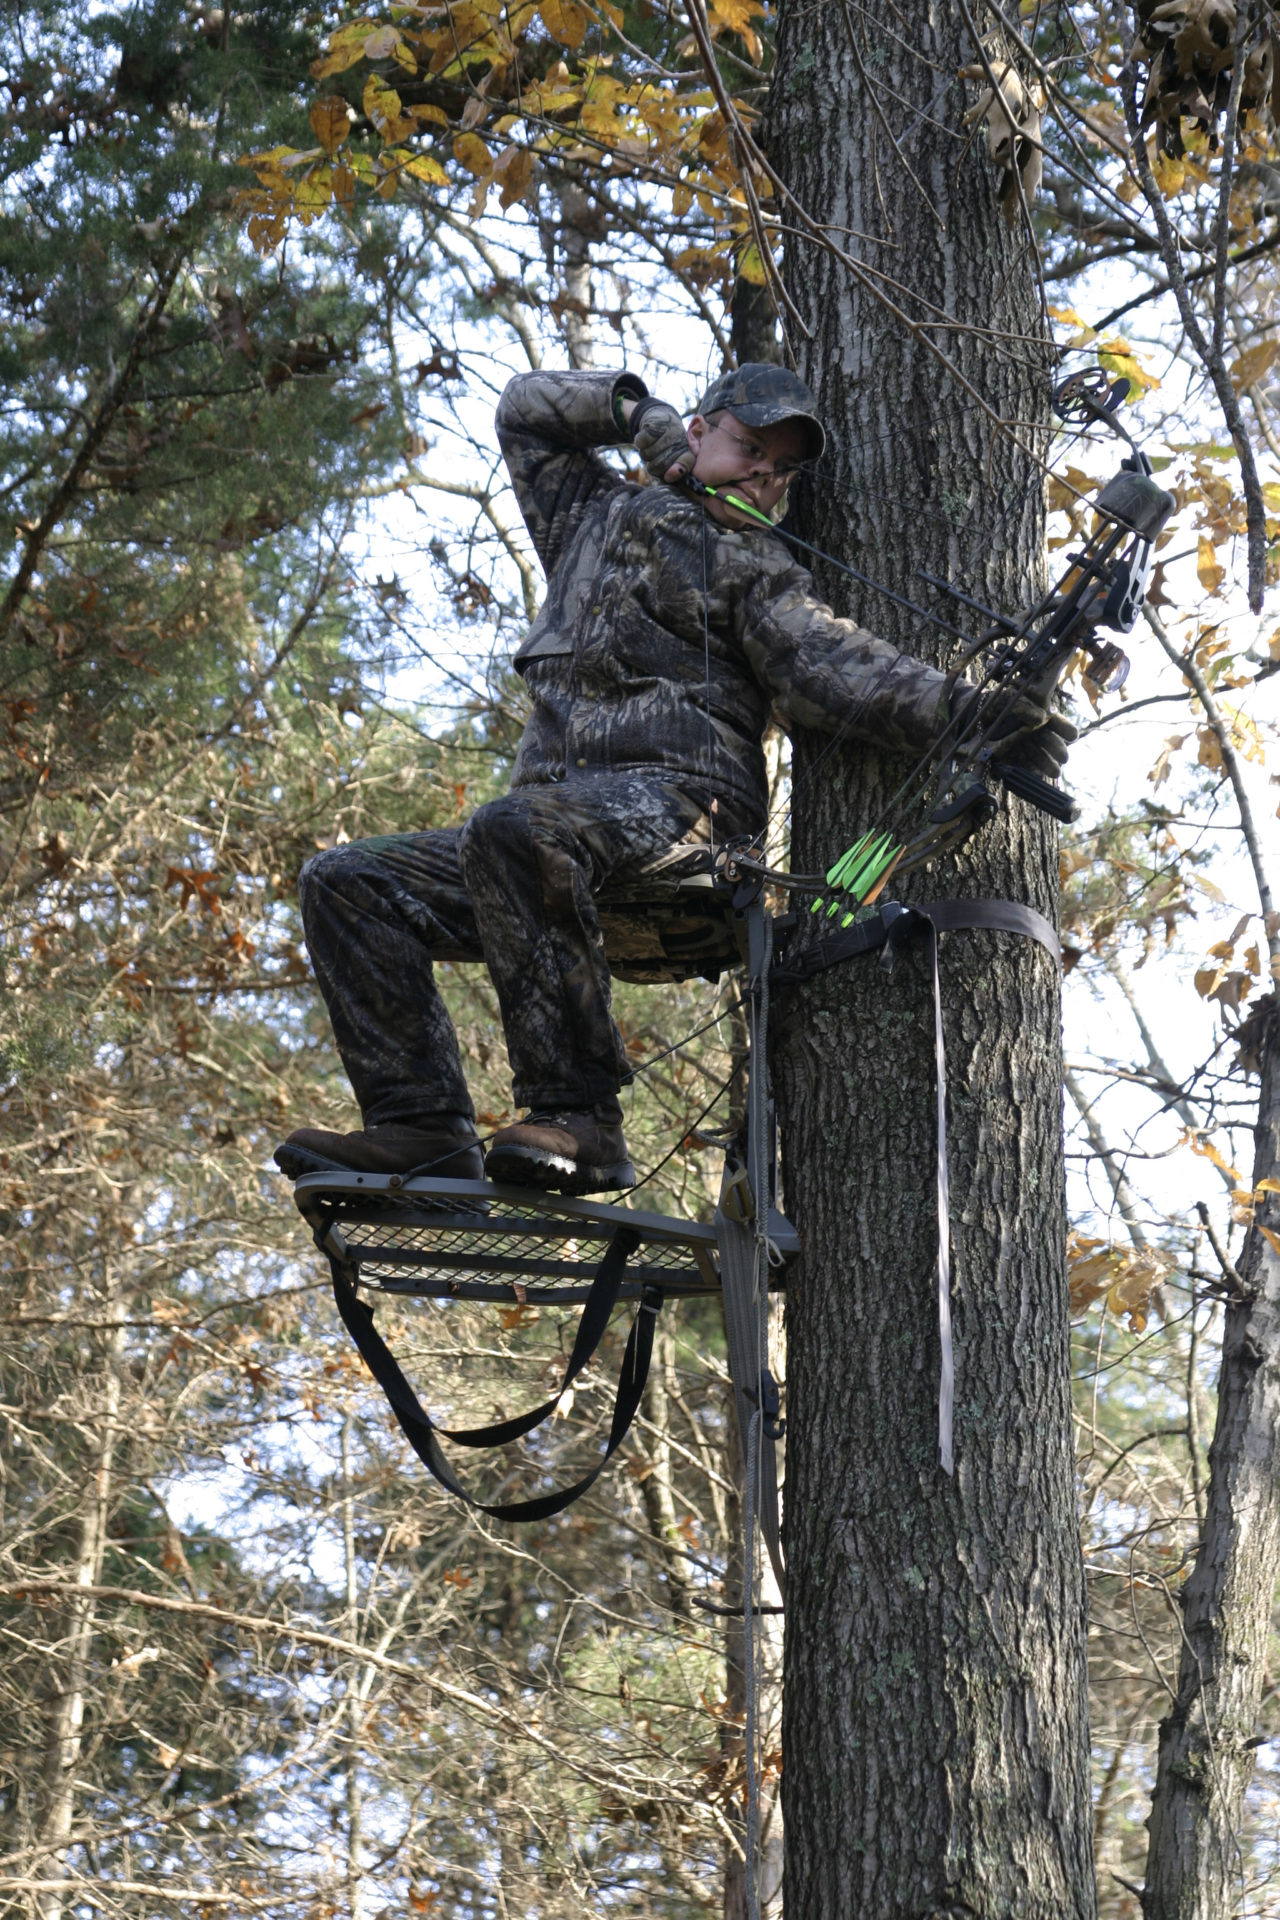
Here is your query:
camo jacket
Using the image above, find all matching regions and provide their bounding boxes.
[496,368,950,832]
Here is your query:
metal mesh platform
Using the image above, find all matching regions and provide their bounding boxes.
[292,1172,797,1305]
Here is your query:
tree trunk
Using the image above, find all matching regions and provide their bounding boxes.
[557,185,599,371]
[1144,995,1280,1919]
[38,1289,125,1920]
[731,275,781,368]
[340,1416,366,1920]
[767,6,1096,1913]
[723,1378,784,1920]
[639,1325,691,1613]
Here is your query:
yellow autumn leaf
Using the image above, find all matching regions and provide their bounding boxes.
[312,19,378,78]
[1152,149,1185,196]
[453,131,493,176]
[239,144,297,173]
[1196,726,1224,771]
[291,166,334,218]
[403,151,449,185]
[737,242,768,286]
[1097,337,1161,395]
[310,97,350,155]
[539,0,589,46]
[363,74,414,141]
[1067,1233,1168,1330]
[1218,699,1266,764]
[707,0,765,33]
[672,180,693,217]
[1148,733,1186,786]
[1183,1130,1245,1185]
[1197,534,1226,594]
[1230,340,1280,392]
[1188,864,1226,902]
[332,160,356,209]
[411,103,450,126]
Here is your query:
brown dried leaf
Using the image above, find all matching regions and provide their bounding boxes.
[310,97,350,154]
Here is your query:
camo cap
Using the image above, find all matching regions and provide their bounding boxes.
[696,363,826,461]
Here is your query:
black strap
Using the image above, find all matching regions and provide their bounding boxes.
[771,894,1060,986]
[332,1225,661,1521]
[916,896,1061,964]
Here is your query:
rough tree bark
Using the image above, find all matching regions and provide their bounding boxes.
[766,6,1096,1913]
[1143,998,1280,1920]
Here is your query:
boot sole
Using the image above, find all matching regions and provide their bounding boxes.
[483,1143,637,1196]
[273,1143,485,1183]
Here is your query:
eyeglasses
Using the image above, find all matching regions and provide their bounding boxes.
[710,419,806,483]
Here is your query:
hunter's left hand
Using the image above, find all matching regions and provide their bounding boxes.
[629,398,695,484]
[981,692,1078,779]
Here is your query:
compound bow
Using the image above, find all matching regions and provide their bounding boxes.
[687,369,1176,921]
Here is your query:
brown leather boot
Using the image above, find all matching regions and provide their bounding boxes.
[484,1108,636,1196]
[273,1119,484,1182]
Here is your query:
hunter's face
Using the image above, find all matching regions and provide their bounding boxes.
[686,413,812,528]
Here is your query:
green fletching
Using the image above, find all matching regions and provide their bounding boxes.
[810,833,903,919]
[814,832,903,912]
[829,832,892,897]
[826,833,871,889]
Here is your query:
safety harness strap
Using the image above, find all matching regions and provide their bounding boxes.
[332,1225,662,1522]
[769,894,1060,986]
[774,895,1060,1474]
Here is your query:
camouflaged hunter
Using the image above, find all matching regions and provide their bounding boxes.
[277,365,981,1195]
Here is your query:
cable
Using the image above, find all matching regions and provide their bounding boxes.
[626,1064,738,1196]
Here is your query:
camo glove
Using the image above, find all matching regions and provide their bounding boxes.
[953,685,1077,780]
[629,397,695,483]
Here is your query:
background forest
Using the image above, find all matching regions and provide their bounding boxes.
[1,0,1279,1913]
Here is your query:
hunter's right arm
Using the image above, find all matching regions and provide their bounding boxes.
[495,369,648,577]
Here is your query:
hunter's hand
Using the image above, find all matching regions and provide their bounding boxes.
[956,686,1078,781]
[986,693,1077,779]
[628,398,695,484]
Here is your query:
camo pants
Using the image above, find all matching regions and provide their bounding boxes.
[298,772,716,1125]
